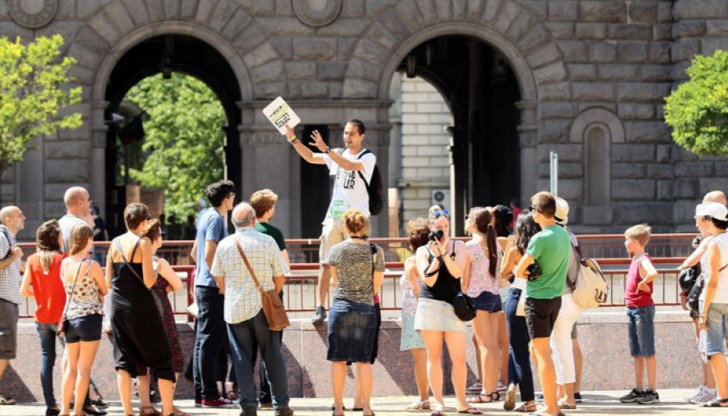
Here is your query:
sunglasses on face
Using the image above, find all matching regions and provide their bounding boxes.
[433,209,449,218]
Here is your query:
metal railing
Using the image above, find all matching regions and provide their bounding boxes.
[15,233,696,319]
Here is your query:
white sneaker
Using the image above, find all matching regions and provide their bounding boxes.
[689,386,717,404]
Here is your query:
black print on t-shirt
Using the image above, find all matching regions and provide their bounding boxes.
[336,170,356,190]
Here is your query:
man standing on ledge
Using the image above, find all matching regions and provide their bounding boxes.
[285,120,376,324]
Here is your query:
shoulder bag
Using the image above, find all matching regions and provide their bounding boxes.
[449,241,476,321]
[234,239,289,331]
[57,259,87,338]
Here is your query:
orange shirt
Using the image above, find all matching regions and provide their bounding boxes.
[26,252,67,323]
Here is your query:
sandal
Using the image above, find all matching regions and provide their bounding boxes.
[703,397,728,407]
[504,389,516,411]
[457,408,482,415]
[431,403,445,416]
[140,406,162,416]
[0,395,16,405]
[514,402,537,413]
[467,392,498,403]
[406,400,431,410]
[557,400,575,410]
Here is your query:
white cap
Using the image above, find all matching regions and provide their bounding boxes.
[695,202,728,221]
[555,197,569,225]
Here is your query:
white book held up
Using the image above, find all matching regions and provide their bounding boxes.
[263,96,301,135]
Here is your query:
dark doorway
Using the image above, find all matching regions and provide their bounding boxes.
[299,124,332,243]
[103,35,242,236]
[398,36,521,230]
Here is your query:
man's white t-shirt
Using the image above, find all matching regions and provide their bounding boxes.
[322,148,376,218]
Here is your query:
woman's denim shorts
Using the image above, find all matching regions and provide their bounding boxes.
[64,314,103,344]
[473,291,503,312]
[327,299,377,363]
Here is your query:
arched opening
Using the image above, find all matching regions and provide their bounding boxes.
[103,34,241,235]
[388,35,522,232]
[585,124,611,206]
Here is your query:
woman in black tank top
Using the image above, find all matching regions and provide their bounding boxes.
[414,208,481,415]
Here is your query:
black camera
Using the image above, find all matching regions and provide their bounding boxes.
[428,229,444,242]
[526,263,542,281]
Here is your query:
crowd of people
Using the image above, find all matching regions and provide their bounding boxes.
[1,118,728,416]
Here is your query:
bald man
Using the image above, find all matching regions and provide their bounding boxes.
[0,206,25,405]
[59,186,94,254]
[703,190,727,206]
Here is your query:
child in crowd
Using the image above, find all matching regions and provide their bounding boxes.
[619,224,660,405]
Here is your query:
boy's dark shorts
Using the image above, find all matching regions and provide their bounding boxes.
[525,297,562,339]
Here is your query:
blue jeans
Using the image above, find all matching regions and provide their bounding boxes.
[627,305,655,357]
[228,309,289,410]
[504,287,535,402]
[194,286,229,400]
[36,323,59,407]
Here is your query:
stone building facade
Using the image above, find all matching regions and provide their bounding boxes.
[3,0,728,239]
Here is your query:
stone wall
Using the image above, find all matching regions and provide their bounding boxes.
[396,75,452,223]
[3,310,703,401]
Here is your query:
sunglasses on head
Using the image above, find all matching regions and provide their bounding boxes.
[433,209,449,218]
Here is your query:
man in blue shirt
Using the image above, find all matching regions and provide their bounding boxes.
[191,180,236,407]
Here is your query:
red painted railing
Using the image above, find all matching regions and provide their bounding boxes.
[15,233,695,318]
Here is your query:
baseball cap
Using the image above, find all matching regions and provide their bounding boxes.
[555,197,569,225]
[695,202,728,221]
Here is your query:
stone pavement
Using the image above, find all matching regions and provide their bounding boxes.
[0,390,722,416]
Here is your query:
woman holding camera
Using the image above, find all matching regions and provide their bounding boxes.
[498,212,540,412]
[414,208,480,415]
[327,209,385,416]
[460,207,502,404]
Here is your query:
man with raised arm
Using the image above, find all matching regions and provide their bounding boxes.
[285,120,376,324]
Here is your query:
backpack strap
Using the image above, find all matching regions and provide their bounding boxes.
[355,149,373,187]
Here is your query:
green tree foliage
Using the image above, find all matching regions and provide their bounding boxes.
[126,73,225,224]
[664,50,728,156]
[0,35,82,177]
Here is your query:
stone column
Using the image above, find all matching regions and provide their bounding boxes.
[516,101,537,206]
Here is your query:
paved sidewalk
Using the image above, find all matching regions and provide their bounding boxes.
[0,389,723,416]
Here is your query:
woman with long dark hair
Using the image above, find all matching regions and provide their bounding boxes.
[499,212,541,412]
[460,207,502,403]
[20,220,67,416]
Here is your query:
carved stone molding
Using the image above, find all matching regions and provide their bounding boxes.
[292,0,342,27]
[9,0,57,29]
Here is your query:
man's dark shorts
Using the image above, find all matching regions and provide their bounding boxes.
[0,299,18,360]
[525,297,561,339]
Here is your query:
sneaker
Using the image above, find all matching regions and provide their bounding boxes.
[574,392,582,403]
[688,386,716,404]
[274,406,294,416]
[497,380,508,393]
[201,397,236,408]
[260,402,273,409]
[312,306,326,324]
[466,381,483,394]
[194,398,202,408]
[619,388,644,403]
[637,389,659,405]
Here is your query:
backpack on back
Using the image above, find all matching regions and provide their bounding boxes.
[569,245,609,309]
[333,148,385,216]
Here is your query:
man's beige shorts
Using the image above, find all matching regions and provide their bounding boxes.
[319,217,346,264]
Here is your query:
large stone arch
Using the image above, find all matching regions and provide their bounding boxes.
[73,0,283,217]
[343,1,567,214]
